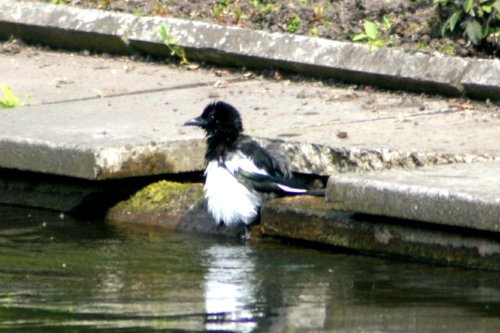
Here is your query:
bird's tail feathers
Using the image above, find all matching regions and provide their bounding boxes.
[237,170,326,197]
[302,188,326,197]
[275,184,325,197]
[276,183,308,194]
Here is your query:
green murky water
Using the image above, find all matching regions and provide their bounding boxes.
[1,205,500,332]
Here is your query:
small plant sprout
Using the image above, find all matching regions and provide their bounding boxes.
[98,0,110,9]
[0,83,31,109]
[232,4,246,24]
[287,16,301,33]
[352,20,386,48]
[252,0,273,14]
[212,2,225,23]
[381,15,394,32]
[213,0,246,24]
[94,89,105,98]
[309,26,319,36]
[0,84,19,108]
[153,3,168,16]
[439,43,456,53]
[132,8,144,17]
[157,24,189,65]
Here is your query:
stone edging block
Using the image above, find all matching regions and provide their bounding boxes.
[326,161,500,232]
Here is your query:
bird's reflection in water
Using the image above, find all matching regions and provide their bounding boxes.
[203,243,262,332]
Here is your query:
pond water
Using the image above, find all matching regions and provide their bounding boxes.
[1,205,500,333]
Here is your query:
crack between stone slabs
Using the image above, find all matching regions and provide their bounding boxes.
[288,108,467,129]
[455,59,475,94]
[36,77,246,106]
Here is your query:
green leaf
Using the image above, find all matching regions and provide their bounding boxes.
[481,4,492,13]
[465,19,483,45]
[369,39,385,48]
[441,11,461,36]
[352,33,368,41]
[157,27,166,39]
[463,0,473,12]
[494,0,500,13]
[449,11,462,31]
[364,20,378,40]
[381,15,392,31]
[0,83,20,108]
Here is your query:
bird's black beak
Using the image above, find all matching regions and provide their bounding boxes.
[184,116,206,127]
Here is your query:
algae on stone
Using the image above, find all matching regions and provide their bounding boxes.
[112,180,203,212]
[106,180,204,228]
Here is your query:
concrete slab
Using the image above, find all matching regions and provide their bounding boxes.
[261,196,500,271]
[0,49,233,105]
[327,162,500,232]
[0,86,208,179]
[1,0,500,100]
[0,47,499,179]
[461,59,500,100]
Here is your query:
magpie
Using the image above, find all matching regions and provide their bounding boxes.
[184,101,319,228]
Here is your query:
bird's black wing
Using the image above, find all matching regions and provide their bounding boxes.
[236,137,288,176]
[234,137,307,195]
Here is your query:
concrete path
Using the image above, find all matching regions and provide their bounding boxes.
[1,46,499,180]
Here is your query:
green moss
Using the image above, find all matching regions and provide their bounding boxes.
[111,180,203,213]
[439,43,455,54]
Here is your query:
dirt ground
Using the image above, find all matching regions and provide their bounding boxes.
[32,0,499,59]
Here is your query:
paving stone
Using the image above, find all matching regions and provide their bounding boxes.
[327,162,500,232]
[1,49,499,179]
[461,59,500,101]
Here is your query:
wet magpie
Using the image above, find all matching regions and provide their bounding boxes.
[184,101,315,228]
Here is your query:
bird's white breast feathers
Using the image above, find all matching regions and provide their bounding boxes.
[204,153,264,226]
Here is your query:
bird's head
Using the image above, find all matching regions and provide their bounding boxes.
[184,101,243,138]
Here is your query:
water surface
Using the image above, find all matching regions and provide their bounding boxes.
[1,205,499,332]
